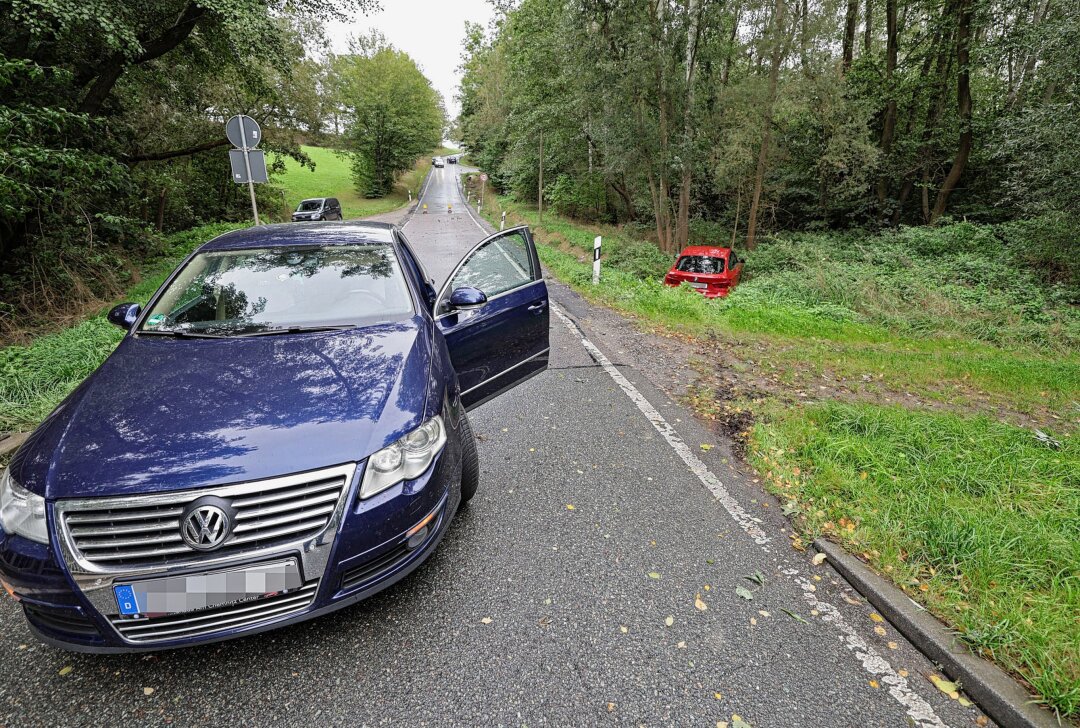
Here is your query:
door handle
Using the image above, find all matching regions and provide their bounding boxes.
[527,301,547,313]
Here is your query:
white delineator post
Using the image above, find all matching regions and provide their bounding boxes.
[500,211,506,230]
[592,235,601,284]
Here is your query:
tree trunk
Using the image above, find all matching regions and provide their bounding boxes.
[538,130,544,222]
[875,0,899,206]
[156,188,167,232]
[843,0,859,70]
[746,0,787,250]
[931,0,973,222]
[676,0,704,249]
[863,0,873,53]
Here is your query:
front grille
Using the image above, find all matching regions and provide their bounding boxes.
[59,467,352,570]
[109,581,318,643]
[24,603,101,637]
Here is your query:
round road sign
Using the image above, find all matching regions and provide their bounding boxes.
[480,173,488,181]
[226,115,262,149]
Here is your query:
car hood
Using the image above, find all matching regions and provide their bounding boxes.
[13,318,433,500]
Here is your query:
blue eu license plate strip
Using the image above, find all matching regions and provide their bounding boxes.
[112,559,302,618]
[114,584,140,616]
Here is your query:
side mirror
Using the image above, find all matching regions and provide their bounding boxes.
[107,303,141,330]
[448,286,487,310]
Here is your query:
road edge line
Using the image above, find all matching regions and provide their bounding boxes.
[550,300,953,728]
[814,539,1070,728]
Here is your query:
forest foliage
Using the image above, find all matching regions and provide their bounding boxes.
[0,0,376,337]
[456,0,1080,254]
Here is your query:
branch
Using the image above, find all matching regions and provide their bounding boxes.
[127,137,230,164]
[78,3,209,115]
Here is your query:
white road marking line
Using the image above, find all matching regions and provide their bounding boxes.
[551,305,770,546]
[550,302,949,728]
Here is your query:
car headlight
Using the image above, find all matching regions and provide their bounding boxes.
[360,415,447,499]
[0,468,48,544]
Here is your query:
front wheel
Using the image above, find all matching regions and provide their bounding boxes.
[459,412,479,502]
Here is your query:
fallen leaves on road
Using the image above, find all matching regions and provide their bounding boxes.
[874,626,887,636]
[58,666,73,676]
[731,715,752,728]
[677,641,686,649]
[758,610,770,618]
[812,553,827,566]
[566,504,575,510]
[744,571,765,587]
[620,625,628,633]
[781,608,808,624]
[695,594,708,611]
[976,717,989,726]
[665,615,675,627]
[869,613,885,623]
[735,586,754,601]
[843,594,862,606]
[607,702,616,712]
[480,617,493,625]
[143,687,155,696]
[700,444,713,451]
[869,680,880,689]
[928,674,961,700]
[888,641,898,650]
[648,571,662,580]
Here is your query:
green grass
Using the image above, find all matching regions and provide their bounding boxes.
[0,222,246,434]
[750,402,1080,718]
[483,197,1080,422]
[477,193,1080,716]
[269,145,449,220]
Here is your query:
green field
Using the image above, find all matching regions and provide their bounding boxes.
[269,145,454,220]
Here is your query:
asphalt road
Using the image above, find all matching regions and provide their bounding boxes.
[0,165,988,727]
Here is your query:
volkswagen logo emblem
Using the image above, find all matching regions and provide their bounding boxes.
[180,498,234,551]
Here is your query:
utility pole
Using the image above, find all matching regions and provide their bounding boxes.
[538,129,544,223]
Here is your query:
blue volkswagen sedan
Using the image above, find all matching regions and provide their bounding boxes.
[0,221,549,652]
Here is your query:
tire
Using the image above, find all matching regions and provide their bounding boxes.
[459,412,479,502]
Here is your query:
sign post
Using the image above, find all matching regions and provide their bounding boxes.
[480,173,488,212]
[592,236,602,284]
[226,114,265,225]
[500,211,506,231]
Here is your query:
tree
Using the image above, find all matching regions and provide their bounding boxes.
[333,34,445,198]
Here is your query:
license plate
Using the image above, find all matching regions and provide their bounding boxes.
[689,282,708,289]
[113,559,302,617]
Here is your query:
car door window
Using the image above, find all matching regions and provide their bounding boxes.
[440,230,536,314]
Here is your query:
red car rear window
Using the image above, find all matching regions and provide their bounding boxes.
[675,256,725,274]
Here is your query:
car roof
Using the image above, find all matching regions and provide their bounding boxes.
[200,221,396,251]
[678,245,732,257]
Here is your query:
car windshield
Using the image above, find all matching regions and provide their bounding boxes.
[675,255,725,274]
[139,244,413,335]
[297,200,322,211]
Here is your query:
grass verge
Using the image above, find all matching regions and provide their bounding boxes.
[477,192,1080,717]
[0,222,246,435]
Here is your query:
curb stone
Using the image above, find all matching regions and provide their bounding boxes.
[814,538,1071,728]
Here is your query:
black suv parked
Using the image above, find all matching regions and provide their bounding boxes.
[292,197,343,222]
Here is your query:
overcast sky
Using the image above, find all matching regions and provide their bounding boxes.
[325,0,498,120]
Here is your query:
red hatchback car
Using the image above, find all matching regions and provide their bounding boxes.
[664,246,744,298]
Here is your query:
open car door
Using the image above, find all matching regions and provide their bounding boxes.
[436,226,549,410]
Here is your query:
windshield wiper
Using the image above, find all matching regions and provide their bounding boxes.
[234,325,357,338]
[136,329,229,339]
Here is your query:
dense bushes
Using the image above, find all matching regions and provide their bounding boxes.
[734,218,1080,350]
